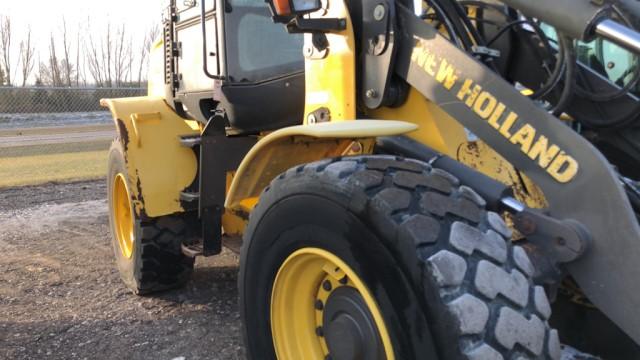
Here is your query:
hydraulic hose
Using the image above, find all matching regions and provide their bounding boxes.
[552,35,576,116]
[499,0,610,42]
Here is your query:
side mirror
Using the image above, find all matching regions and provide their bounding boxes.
[267,0,321,22]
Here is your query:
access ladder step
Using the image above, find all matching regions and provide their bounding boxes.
[180,191,200,202]
[181,243,203,258]
[179,135,201,148]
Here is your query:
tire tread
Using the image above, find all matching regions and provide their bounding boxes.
[256,155,558,360]
[134,216,195,294]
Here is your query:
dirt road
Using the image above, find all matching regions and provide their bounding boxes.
[0,180,244,360]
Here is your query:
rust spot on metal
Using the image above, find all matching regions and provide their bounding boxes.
[232,209,250,221]
[134,169,148,219]
[514,213,537,236]
[116,119,130,152]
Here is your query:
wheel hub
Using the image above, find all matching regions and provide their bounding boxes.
[270,248,394,360]
[322,287,385,360]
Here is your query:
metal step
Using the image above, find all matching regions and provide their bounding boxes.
[179,135,201,148]
[181,242,203,258]
[180,191,200,202]
[181,235,242,258]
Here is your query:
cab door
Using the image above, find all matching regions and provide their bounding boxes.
[174,0,219,93]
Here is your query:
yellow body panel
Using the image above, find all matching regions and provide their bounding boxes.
[101,97,199,218]
[303,0,356,122]
[225,120,418,209]
[458,141,547,208]
[369,88,468,156]
[369,89,547,209]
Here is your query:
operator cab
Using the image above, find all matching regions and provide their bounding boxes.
[164,0,305,134]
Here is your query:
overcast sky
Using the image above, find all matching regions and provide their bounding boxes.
[2,0,163,36]
[0,0,165,85]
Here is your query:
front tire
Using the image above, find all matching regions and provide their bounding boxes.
[239,156,560,360]
[107,140,195,295]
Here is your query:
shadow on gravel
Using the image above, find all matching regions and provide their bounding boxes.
[150,264,239,306]
[2,262,244,360]
[0,180,245,360]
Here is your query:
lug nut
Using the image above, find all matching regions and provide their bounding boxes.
[322,280,332,291]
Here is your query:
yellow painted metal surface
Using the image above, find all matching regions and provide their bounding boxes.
[458,141,547,209]
[369,88,468,157]
[369,91,548,209]
[225,120,418,208]
[222,196,261,236]
[271,248,395,360]
[303,0,356,122]
[101,97,199,218]
[222,172,255,236]
[113,173,134,259]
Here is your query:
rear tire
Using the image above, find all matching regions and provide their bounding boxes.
[107,140,194,295]
[240,156,560,360]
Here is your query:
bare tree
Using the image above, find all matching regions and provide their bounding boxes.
[85,18,107,87]
[86,20,138,87]
[0,65,5,86]
[86,34,103,86]
[61,18,73,86]
[42,34,63,86]
[75,24,82,86]
[36,53,44,85]
[113,24,132,87]
[103,22,113,87]
[138,25,160,86]
[0,15,12,86]
[19,27,35,86]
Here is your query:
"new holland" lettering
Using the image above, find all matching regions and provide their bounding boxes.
[411,41,579,183]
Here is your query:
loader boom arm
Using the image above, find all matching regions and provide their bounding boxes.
[392,3,640,343]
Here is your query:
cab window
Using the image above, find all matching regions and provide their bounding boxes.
[224,0,304,83]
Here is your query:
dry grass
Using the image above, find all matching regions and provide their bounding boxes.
[0,124,112,137]
[0,124,113,187]
[0,150,108,188]
[0,140,111,158]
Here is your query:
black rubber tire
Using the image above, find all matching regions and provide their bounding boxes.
[107,140,194,295]
[239,155,560,360]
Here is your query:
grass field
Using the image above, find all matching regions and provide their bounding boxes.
[0,125,112,188]
[0,124,112,137]
[0,150,108,187]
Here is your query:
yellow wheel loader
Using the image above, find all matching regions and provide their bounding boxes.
[102,0,640,358]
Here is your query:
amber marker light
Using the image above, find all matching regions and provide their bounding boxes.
[273,0,292,16]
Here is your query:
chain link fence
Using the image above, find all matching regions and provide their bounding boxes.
[0,87,146,187]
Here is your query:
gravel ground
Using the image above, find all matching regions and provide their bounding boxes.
[0,180,244,360]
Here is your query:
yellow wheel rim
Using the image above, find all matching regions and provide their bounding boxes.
[112,173,134,259]
[271,247,395,360]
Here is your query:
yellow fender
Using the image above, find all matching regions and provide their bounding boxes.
[101,96,200,218]
[225,120,417,211]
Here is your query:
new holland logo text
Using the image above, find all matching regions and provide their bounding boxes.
[411,40,579,183]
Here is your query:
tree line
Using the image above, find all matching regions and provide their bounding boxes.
[0,15,159,88]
